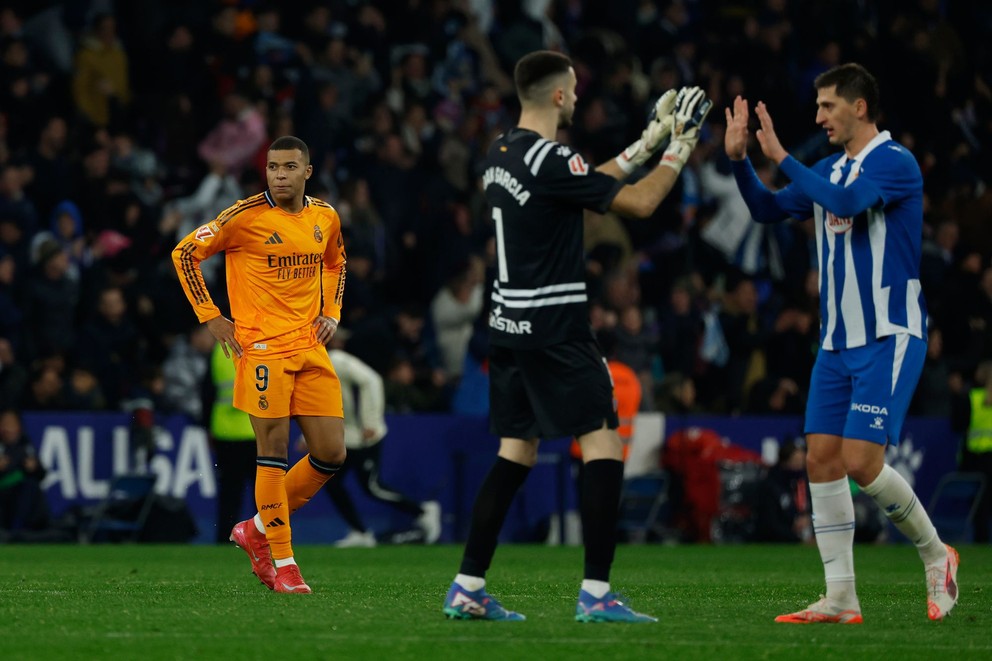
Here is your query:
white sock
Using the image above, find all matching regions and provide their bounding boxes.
[274,556,296,568]
[581,579,610,599]
[253,514,265,535]
[455,573,485,591]
[810,477,857,605]
[863,464,946,566]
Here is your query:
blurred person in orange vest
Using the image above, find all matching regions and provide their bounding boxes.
[571,329,642,463]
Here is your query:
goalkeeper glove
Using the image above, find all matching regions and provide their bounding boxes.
[615,89,678,174]
[659,86,713,174]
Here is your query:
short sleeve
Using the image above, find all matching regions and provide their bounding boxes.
[532,144,623,214]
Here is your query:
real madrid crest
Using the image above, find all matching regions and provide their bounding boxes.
[258,394,269,410]
[313,225,323,243]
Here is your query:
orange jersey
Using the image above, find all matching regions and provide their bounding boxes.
[173,191,346,358]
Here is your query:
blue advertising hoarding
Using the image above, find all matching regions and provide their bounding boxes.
[22,412,960,544]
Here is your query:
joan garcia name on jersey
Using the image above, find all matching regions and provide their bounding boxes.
[482,166,531,207]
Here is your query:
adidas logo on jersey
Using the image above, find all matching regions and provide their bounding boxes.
[265,232,284,245]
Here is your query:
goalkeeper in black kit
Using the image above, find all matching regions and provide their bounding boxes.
[442,50,712,623]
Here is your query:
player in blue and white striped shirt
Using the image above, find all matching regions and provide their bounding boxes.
[726,63,959,623]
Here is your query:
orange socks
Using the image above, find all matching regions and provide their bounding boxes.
[255,460,291,560]
[286,454,341,513]
[256,455,341,561]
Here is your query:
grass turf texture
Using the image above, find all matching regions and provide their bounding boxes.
[1,544,988,660]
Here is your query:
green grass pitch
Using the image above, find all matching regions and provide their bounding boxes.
[1,544,988,660]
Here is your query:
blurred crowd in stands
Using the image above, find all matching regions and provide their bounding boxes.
[0,0,990,424]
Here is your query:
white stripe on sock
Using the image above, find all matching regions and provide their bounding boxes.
[863,464,944,564]
[810,477,857,603]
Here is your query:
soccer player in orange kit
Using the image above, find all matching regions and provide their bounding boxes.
[173,136,346,594]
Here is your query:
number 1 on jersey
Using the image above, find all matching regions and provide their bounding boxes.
[493,207,509,282]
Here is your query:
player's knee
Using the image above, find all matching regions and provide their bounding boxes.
[843,459,879,488]
[841,446,884,487]
[805,448,843,481]
[498,438,538,466]
[312,445,346,467]
[255,434,290,458]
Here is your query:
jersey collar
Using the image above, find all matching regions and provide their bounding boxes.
[263,190,311,208]
[507,126,541,142]
[831,130,892,172]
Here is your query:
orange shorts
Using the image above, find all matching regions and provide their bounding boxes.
[233,346,343,419]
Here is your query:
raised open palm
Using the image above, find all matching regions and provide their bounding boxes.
[724,95,749,160]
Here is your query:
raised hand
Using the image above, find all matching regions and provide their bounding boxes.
[724,95,749,160]
[659,86,713,173]
[616,89,678,173]
[642,89,678,152]
[754,101,788,163]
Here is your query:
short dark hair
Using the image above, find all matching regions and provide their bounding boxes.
[513,50,572,103]
[268,135,310,164]
[814,63,880,122]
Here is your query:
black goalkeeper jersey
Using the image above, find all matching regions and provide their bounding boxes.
[483,127,623,349]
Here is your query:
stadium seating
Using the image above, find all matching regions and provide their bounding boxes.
[926,471,987,543]
[84,474,158,543]
[618,472,671,543]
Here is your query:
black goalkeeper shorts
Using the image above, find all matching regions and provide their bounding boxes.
[488,339,619,440]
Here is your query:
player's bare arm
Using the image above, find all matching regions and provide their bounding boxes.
[607,162,679,218]
[754,101,788,164]
[596,157,628,180]
[724,95,750,161]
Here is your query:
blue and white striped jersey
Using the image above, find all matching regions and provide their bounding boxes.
[773,131,927,350]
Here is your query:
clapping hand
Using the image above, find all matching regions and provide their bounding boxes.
[616,89,678,173]
[724,95,749,161]
[641,89,679,153]
[659,86,713,173]
[754,101,788,164]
